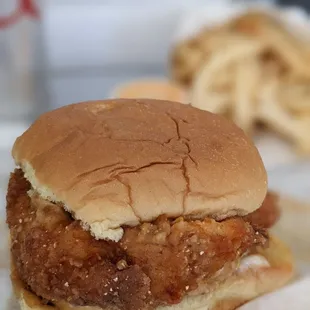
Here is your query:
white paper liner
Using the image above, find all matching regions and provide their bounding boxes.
[239,276,310,310]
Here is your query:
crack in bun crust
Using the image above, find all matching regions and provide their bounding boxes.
[12,99,267,240]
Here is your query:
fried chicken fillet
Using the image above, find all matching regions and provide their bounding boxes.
[6,99,293,310]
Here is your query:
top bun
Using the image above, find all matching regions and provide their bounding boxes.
[12,99,267,241]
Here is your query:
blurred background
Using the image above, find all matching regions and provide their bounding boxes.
[1,2,310,307]
[1,0,310,205]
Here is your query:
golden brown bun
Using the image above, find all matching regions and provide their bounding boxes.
[112,79,187,103]
[11,236,294,310]
[12,99,267,241]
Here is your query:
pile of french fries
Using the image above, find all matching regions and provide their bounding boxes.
[171,11,310,153]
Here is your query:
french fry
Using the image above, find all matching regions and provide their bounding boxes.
[280,83,310,114]
[172,10,310,154]
[227,11,310,77]
[233,57,261,134]
[193,93,231,114]
[295,115,310,154]
[258,80,310,152]
[191,38,264,111]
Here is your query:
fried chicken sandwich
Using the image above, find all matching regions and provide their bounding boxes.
[6,99,293,310]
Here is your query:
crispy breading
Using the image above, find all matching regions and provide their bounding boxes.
[245,192,280,230]
[7,169,271,309]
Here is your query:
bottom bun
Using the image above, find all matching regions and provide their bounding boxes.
[11,235,294,310]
